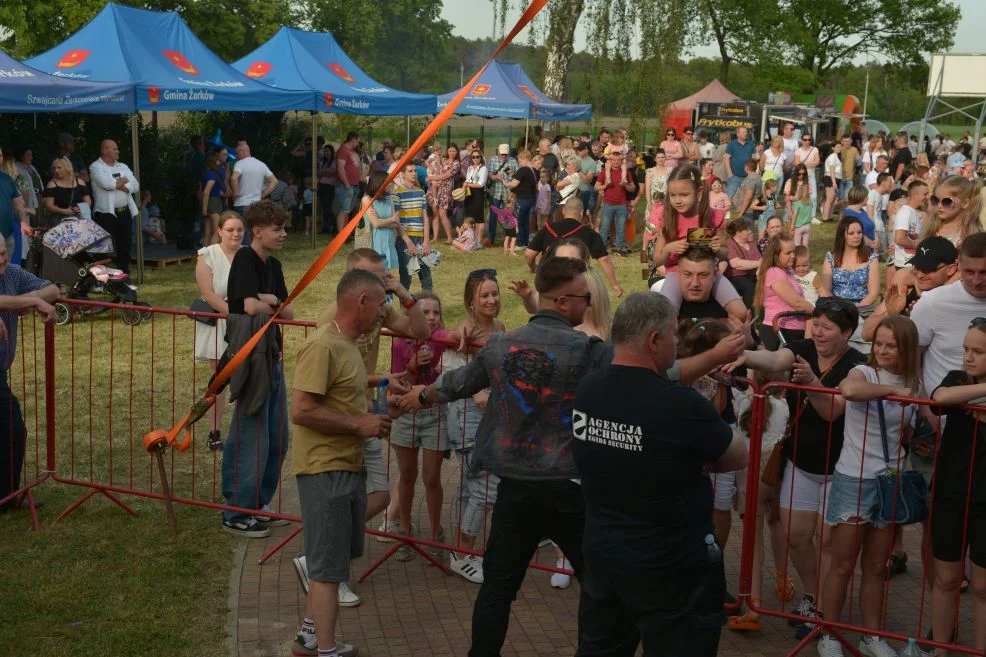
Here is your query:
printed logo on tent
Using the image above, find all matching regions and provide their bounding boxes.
[328,63,355,84]
[471,84,491,96]
[518,85,540,102]
[56,49,91,69]
[162,50,199,76]
[245,61,272,79]
[324,92,334,107]
[147,87,161,105]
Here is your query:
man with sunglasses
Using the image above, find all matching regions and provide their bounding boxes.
[399,258,746,657]
[681,127,700,164]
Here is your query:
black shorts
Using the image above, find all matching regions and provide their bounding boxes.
[931,498,986,568]
[822,175,834,188]
[502,227,517,238]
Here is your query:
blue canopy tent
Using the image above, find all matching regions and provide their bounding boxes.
[25,3,313,112]
[26,3,315,276]
[232,27,436,116]
[0,49,135,113]
[437,59,591,121]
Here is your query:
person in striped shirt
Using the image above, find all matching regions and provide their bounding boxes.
[393,163,433,291]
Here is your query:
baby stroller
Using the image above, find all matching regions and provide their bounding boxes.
[35,217,150,326]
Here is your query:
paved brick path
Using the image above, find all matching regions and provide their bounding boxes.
[230,461,976,657]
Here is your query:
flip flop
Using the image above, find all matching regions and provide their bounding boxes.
[727,614,762,632]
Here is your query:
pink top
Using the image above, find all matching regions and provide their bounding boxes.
[490,204,518,229]
[654,209,726,272]
[763,267,807,330]
[390,328,450,385]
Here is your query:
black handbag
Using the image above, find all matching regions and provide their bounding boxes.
[189,298,217,326]
[875,396,929,526]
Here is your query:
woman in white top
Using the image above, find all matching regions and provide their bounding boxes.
[759,136,787,189]
[793,134,821,217]
[821,142,842,222]
[817,315,922,657]
[194,211,244,449]
[463,149,489,245]
[861,136,887,175]
[554,155,582,218]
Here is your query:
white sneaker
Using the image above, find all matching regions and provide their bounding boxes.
[375,518,401,543]
[338,581,361,607]
[292,555,310,594]
[859,635,898,657]
[550,559,572,589]
[259,504,290,527]
[449,552,484,583]
[817,635,845,657]
[812,218,823,225]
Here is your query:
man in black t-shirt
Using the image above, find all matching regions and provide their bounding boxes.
[890,134,913,182]
[221,200,295,538]
[525,198,624,297]
[573,292,746,657]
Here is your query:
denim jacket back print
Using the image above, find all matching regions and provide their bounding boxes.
[437,311,613,481]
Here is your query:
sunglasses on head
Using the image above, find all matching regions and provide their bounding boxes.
[815,297,851,315]
[929,195,957,209]
[971,317,986,328]
[468,268,497,280]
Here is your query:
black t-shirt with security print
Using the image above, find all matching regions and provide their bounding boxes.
[572,365,732,577]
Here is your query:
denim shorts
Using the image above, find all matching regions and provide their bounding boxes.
[334,184,358,214]
[824,471,888,528]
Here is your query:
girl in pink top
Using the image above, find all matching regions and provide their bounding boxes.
[650,165,727,273]
[754,234,815,345]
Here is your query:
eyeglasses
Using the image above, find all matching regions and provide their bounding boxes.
[666,132,675,137]
[915,262,950,274]
[545,292,592,305]
[929,195,957,209]
[468,268,497,280]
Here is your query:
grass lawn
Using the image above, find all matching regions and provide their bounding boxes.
[0,207,841,657]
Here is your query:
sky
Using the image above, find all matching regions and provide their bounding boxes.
[441,0,986,61]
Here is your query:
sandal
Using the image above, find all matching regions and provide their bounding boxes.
[728,597,762,631]
[774,571,795,603]
[961,574,970,594]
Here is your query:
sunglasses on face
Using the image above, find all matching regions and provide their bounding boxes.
[471,156,481,160]
[545,292,592,305]
[929,195,957,209]
[468,268,497,280]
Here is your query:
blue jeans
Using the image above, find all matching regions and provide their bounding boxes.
[726,175,744,200]
[234,205,250,245]
[599,203,629,250]
[838,178,853,199]
[515,197,536,247]
[487,197,504,243]
[222,361,289,522]
[396,235,433,291]
[580,188,597,216]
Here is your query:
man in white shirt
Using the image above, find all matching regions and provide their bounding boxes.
[698,131,715,160]
[230,143,277,217]
[90,139,139,274]
[781,122,799,168]
[912,233,986,396]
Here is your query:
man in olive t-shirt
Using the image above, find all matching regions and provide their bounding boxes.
[290,269,391,657]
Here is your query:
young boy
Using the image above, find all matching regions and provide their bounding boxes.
[392,163,433,291]
[221,200,294,538]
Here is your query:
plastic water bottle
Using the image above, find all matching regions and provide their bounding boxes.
[704,533,722,566]
[372,379,389,416]
[901,638,921,657]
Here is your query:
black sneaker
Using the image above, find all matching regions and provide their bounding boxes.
[206,430,223,451]
[787,593,817,627]
[222,517,271,538]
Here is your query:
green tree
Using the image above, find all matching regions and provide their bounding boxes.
[695,0,779,85]
[777,0,960,78]
[301,0,453,93]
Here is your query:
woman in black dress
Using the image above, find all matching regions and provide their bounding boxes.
[43,156,91,225]
[463,149,488,246]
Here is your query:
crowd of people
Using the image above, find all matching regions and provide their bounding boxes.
[3,119,986,657]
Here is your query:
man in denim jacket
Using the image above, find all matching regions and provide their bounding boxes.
[402,258,746,657]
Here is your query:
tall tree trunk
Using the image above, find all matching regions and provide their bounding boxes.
[703,0,731,84]
[541,0,585,133]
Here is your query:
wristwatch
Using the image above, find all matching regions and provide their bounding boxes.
[402,297,418,310]
[418,389,429,406]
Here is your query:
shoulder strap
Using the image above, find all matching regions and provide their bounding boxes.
[876,393,891,469]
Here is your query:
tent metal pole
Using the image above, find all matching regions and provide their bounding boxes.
[131,115,144,284]
[311,111,317,249]
[525,118,529,151]
[406,116,411,150]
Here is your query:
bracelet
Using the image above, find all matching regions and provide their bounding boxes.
[402,297,418,310]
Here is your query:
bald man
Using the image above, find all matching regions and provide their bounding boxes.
[90,139,139,273]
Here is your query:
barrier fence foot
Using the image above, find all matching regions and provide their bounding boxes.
[151,446,179,536]
[357,543,403,583]
[56,487,138,523]
[24,489,40,532]
[257,525,302,565]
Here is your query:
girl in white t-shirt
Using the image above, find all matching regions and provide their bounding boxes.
[821,143,842,222]
[816,315,922,657]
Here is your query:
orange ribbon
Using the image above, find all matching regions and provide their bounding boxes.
[146,0,551,453]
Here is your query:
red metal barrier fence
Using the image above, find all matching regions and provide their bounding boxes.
[10,299,983,655]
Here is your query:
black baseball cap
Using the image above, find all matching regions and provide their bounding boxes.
[908,236,958,271]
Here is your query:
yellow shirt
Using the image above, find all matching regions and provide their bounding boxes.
[319,301,401,375]
[290,323,368,475]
